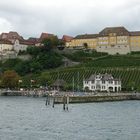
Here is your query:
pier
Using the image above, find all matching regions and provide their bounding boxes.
[0,90,140,103]
[53,93,140,104]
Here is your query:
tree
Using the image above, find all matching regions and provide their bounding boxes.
[26,46,41,57]
[83,43,88,49]
[57,39,65,50]
[14,61,31,75]
[38,74,53,87]
[126,81,136,91]
[30,61,43,73]
[42,36,59,51]
[1,70,20,89]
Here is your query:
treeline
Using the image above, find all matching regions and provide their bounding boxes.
[0,36,65,76]
[0,47,63,75]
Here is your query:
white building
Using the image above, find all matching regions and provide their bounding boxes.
[83,73,121,92]
[0,39,13,52]
[13,39,34,53]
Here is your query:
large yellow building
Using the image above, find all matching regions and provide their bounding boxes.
[67,27,140,54]
[69,34,98,49]
[130,31,140,52]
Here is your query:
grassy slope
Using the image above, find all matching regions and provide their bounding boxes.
[19,50,140,90]
[38,53,140,90]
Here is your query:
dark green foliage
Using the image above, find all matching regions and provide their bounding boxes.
[37,52,63,69]
[82,55,140,67]
[57,40,65,50]
[62,50,108,62]
[1,70,20,89]
[42,36,59,51]
[18,50,27,55]
[27,46,41,56]
[2,59,22,69]
[0,46,63,76]
[131,51,140,55]
[14,61,31,75]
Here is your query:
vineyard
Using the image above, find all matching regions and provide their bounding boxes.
[22,51,140,91]
[81,55,140,67]
[40,67,140,91]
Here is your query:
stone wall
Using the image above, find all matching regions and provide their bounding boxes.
[96,45,131,55]
[54,93,140,103]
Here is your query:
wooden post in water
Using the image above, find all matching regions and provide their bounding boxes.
[63,96,66,110]
[46,94,50,106]
[45,94,48,106]
[66,95,69,111]
[52,96,55,108]
[48,95,50,105]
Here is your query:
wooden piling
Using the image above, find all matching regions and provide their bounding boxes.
[66,95,69,111]
[45,94,48,106]
[48,95,50,105]
[52,96,55,108]
[63,96,66,110]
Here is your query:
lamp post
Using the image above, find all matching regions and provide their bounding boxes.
[18,79,22,91]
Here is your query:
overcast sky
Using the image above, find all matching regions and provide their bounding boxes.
[0,0,140,38]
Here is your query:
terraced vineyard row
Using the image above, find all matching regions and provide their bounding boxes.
[43,67,140,90]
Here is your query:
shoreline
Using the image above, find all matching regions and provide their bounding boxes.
[0,90,140,103]
[52,93,140,104]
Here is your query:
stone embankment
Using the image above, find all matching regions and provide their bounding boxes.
[54,93,140,103]
[0,90,140,103]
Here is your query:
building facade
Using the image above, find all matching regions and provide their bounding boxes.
[67,34,98,49]
[97,27,131,54]
[68,26,140,54]
[13,39,35,52]
[0,39,13,52]
[83,74,121,92]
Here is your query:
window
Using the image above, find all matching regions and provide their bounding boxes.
[115,81,118,85]
[102,86,105,89]
[102,80,105,84]
[109,80,113,84]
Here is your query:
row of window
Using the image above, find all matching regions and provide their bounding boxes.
[98,45,128,48]
[91,86,106,89]
[85,81,120,84]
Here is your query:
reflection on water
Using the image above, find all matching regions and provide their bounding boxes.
[0,96,140,140]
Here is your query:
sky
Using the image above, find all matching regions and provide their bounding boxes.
[0,0,140,38]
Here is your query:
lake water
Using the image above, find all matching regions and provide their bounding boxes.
[0,97,140,140]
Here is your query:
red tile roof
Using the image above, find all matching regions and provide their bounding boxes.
[39,33,54,41]
[19,39,35,45]
[62,35,73,42]
[0,33,9,39]
[130,31,140,36]
[0,31,24,40]
[74,34,98,39]
[27,37,39,44]
[99,26,130,36]
[0,39,13,45]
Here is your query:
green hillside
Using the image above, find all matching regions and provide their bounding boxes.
[81,55,140,67]
[1,48,140,91]
[37,67,140,91]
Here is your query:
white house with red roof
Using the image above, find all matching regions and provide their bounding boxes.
[83,73,121,92]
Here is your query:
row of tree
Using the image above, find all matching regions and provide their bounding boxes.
[0,36,65,76]
[0,70,20,88]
